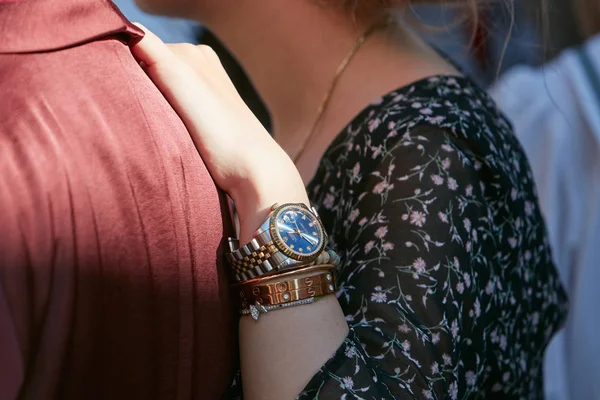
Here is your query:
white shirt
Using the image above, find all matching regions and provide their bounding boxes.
[491,34,600,400]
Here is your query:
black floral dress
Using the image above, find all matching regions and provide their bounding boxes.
[229,76,568,399]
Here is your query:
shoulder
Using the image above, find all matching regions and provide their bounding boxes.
[314,76,519,190]
[310,75,541,246]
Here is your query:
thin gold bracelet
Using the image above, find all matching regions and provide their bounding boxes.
[241,296,324,321]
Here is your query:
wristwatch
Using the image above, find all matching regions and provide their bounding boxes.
[227,203,327,282]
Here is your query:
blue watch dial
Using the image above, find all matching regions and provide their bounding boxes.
[274,207,323,258]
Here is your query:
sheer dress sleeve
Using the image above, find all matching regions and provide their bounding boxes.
[299,124,564,399]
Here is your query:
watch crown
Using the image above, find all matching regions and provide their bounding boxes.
[270,203,279,211]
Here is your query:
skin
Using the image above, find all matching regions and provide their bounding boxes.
[132,1,460,398]
[135,0,459,181]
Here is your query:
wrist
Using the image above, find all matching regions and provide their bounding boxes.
[229,162,309,244]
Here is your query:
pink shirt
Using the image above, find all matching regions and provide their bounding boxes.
[0,1,235,398]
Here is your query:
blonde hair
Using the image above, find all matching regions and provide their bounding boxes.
[326,0,519,77]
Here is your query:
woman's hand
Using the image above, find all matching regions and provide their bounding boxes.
[131,25,309,242]
[132,27,349,400]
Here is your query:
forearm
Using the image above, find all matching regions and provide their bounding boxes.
[233,180,348,399]
[239,294,348,400]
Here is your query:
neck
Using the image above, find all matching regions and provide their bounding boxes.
[198,3,458,170]
[202,3,370,140]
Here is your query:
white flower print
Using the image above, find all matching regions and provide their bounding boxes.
[453,257,460,268]
[371,291,387,303]
[349,209,360,222]
[431,332,440,344]
[451,320,459,338]
[441,143,454,152]
[364,241,375,254]
[431,174,444,185]
[524,201,534,216]
[442,354,452,366]
[431,362,440,375]
[340,376,354,390]
[485,280,495,295]
[447,177,458,191]
[438,211,448,223]
[372,145,383,159]
[398,324,411,333]
[345,345,357,358]
[413,258,426,273]
[428,115,445,124]
[465,184,473,196]
[463,218,471,232]
[500,335,507,351]
[449,381,458,400]
[490,329,498,343]
[382,242,395,251]
[463,273,471,288]
[456,282,464,294]
[532,312,540,326]
[372,180,387,194]
[323,193,335,209]
[402,340,411,352]
[473,298,481,317]
[465,371,476,386]
[409,211,426,227]
[375,226,388,238]
[441,157,451,170]
[423,389,434,399]
[368,118,381,132]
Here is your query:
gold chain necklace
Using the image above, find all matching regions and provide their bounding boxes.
[292,22,386,164]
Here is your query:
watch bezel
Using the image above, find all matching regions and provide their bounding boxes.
[269,203,326,261]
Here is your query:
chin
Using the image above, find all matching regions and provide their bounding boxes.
[134,0,190,18]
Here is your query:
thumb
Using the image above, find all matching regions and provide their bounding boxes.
[129,22,199,114]
[130,23,177,69]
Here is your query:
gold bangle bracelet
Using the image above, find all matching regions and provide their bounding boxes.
[239,270,337,309]
[243,270,335,295]
[243,282,336,307]
[231,263,336,288]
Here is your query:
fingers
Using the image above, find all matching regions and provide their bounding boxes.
[130,23,178,69]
